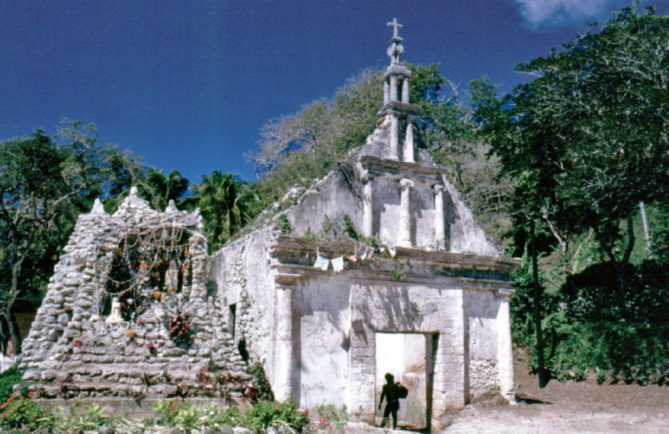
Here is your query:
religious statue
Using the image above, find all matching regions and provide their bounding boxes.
[106,297,124,323]
[165,259,178,293]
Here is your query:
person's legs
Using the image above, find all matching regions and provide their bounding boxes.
[381,404,391,427]
[391,406,398,429]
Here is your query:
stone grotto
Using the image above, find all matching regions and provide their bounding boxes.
[20,18,517,430]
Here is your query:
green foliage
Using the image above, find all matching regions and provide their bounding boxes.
[248,362,275,403]
[201,402,243,429]
[153,398,204,431]
[0,364,24,403]
[0,395,53,432]
[53,402,110,432]
[276,214,292,234]
[194,171,258,252]
[152,399,309,432]
[484,4,669,383]
[143,169,195,211]
[512,257,669,384]
[313,404,349,432]
[0,122,146,352]
[243,400,309,433]
[391,259,406,282]
[481,5,669,264]
[342,215,358,240]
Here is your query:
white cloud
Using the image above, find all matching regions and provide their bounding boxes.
[512,0,628,28]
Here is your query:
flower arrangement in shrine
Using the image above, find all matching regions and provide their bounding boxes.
[168,313,193,348]
[98,225,196,346]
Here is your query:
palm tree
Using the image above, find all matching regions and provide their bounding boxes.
[143,169,192,211]
[195,171,254,251]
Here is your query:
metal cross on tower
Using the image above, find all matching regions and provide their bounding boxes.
[387,17,403,40]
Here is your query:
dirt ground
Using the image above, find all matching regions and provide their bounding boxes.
[348,350,669,433]
[441,351,669,433]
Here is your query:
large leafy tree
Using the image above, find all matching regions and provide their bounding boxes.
[250,69,383,209]
[0,122,144,354]
[489,4,668,265]
[478,4,668,384]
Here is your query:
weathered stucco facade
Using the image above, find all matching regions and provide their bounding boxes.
[210,21,517,430]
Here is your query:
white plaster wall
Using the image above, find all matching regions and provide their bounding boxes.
[348,282,466,421]
[463,290,502,400]
[294,278,351,407]
[442,178,499,256]
[210,227,278,378]
[286,172,363,236]
[411,184,437,249]
[375,178,401,244]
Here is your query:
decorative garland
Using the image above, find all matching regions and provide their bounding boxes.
[95,226,195,343]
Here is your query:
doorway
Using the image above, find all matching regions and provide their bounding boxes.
[375,332,435,430]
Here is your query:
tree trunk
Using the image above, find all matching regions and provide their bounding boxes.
[0,311,21,356]
[3,254,26,355]
[639,201,651,254]
[530,219,549,388]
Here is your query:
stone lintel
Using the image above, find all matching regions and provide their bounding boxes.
[378,100,421,116]
[274,274,300,286]
[272,263,513,294]
[360,155,446,178]
[384,63,411,78]
[270,236,519,275]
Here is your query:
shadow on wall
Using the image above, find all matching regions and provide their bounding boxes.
[355,284,422,332]
[443,189,457,249]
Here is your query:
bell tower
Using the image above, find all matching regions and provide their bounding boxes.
[380,18,421,162]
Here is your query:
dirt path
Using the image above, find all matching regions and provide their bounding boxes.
[442,350,669,433]
[443,400,667,433]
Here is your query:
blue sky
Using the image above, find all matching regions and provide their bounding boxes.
[1,0,667,183]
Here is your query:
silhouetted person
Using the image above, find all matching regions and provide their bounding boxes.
[379,372,406,429]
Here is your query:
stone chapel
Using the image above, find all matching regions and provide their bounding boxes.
[20,19,516,430]
[212,18,517,429]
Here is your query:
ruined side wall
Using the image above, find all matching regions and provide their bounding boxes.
[209,227,278,381]
[293,278,351,407]
[21,208,110,370]
[21,196,248,399]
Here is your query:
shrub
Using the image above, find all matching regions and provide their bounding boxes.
[0,395,52,432]
[53,402,111,432]
[313,404,349,432]
[244,400,310,432]
[153,397,200,429]
[512,257,669,384]
[202,403,243,429]
[248,362,274,403]
[0,363,24,403]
